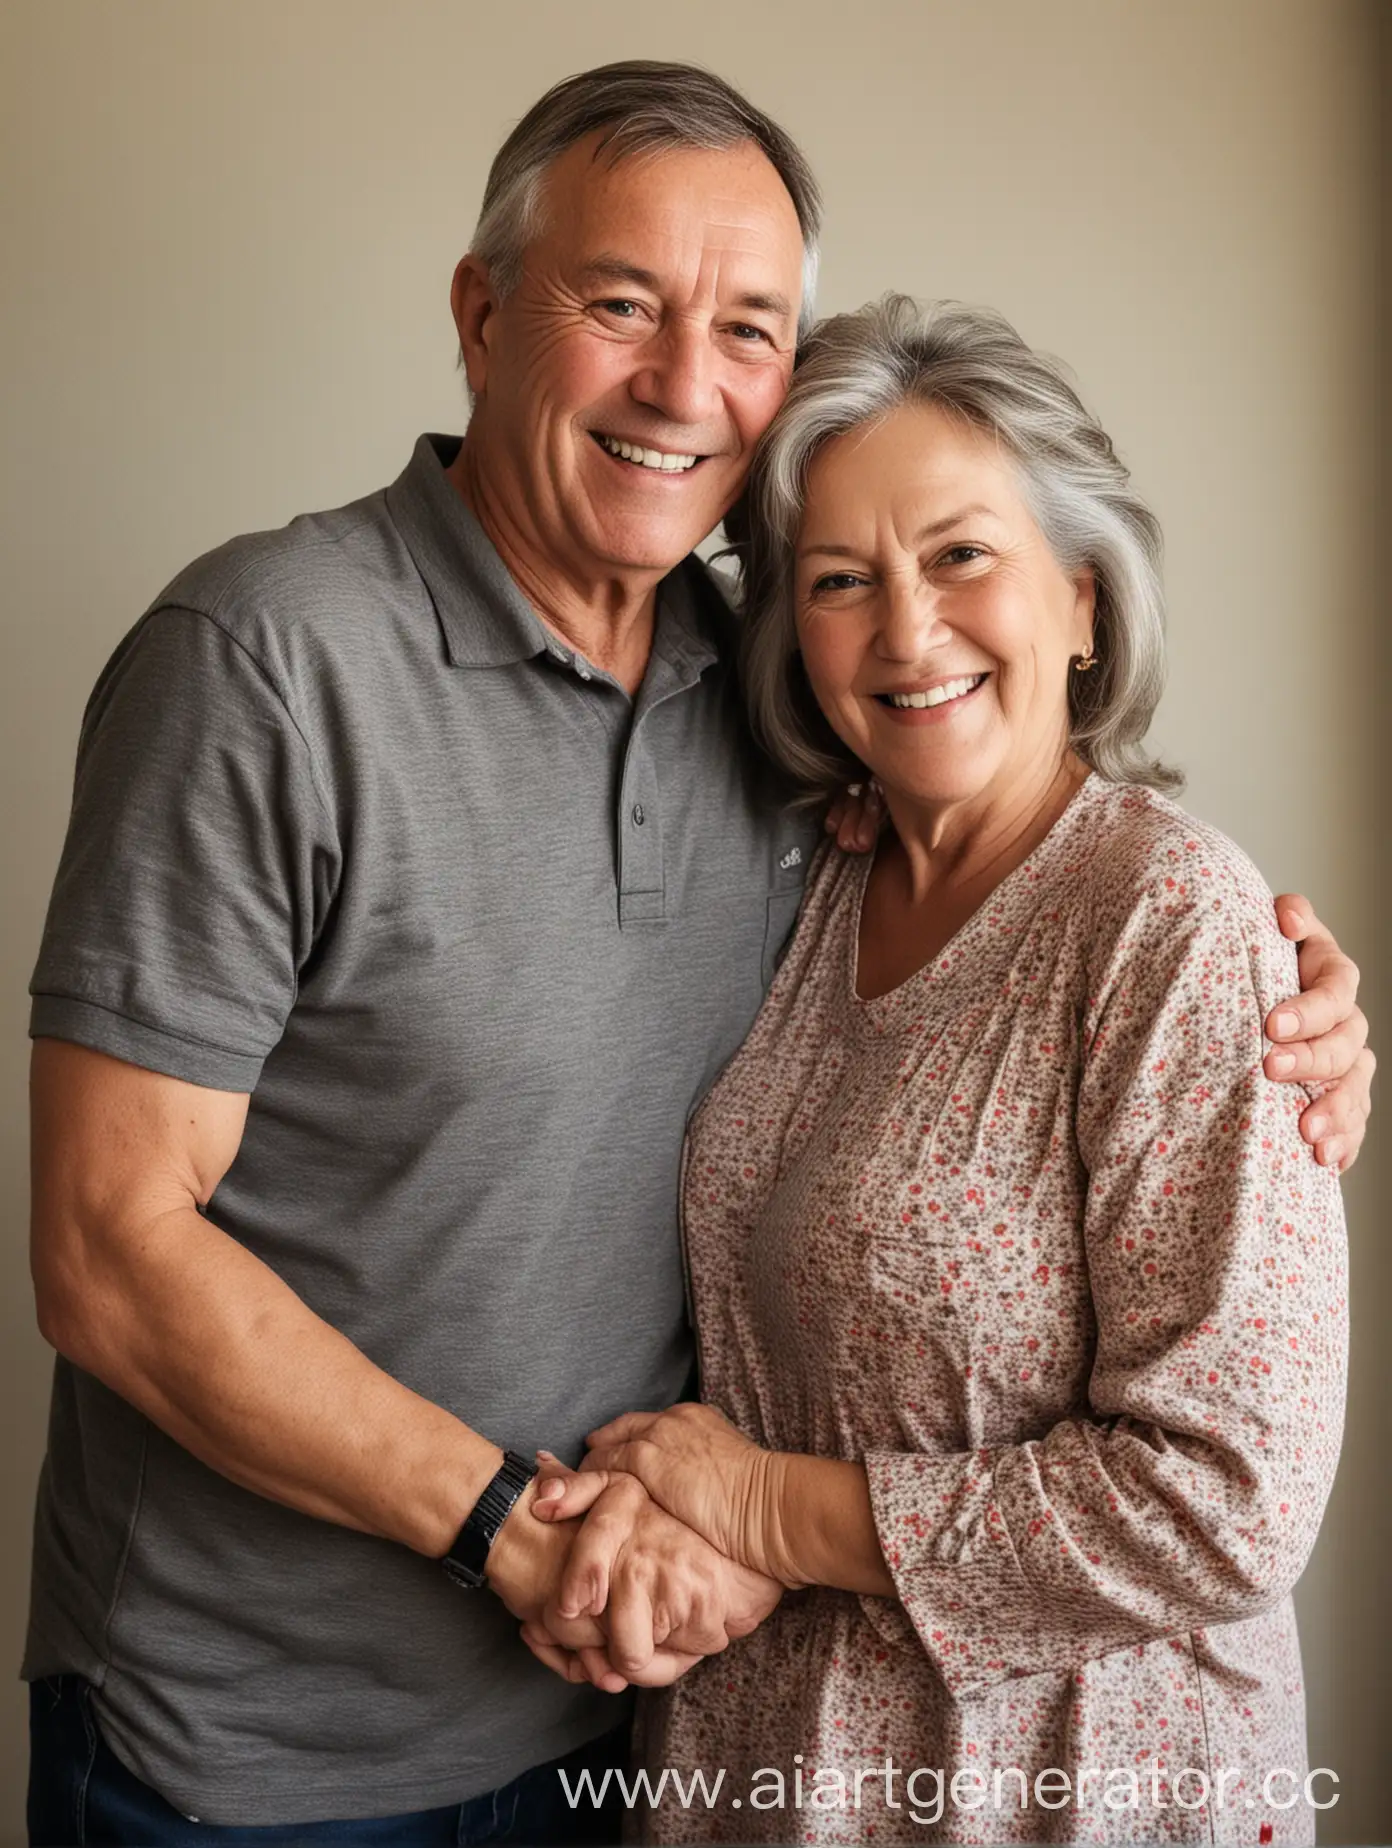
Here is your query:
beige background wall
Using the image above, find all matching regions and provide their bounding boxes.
[1,1,1384,1842]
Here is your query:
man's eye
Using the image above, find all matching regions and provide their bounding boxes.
[729,323,772,343]
[599,299,641,318]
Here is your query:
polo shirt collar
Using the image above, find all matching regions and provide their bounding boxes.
[385,434,547,667]
[386,433,727,679]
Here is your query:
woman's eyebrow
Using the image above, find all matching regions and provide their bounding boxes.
[911,503,998,540]
[799,506,1000,560]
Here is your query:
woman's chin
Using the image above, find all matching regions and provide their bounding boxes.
[858,723,1006,816]
[867,734,1074,820]
[872,767,997,814]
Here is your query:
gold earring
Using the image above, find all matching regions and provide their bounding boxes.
[1074,645,1097,672]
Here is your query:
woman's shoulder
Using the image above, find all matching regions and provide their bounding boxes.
[1078,777,1274,920]
[1073,778,1291,994]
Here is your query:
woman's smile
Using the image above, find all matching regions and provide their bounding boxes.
[871,671,989,720]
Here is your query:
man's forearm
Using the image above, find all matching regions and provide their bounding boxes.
[36,1194,499,1557]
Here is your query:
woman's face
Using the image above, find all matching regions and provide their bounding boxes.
[794,402,1095,817]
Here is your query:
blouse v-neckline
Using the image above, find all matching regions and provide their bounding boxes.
[846,772,1101,1033]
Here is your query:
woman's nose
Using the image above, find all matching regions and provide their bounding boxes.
[876,578,949,660]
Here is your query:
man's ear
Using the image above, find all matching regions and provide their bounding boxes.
[451,253,499,396]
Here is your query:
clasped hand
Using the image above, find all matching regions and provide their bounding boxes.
[514,1404,789,1693]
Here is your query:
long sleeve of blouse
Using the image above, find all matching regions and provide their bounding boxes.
[862,824,1348,1700]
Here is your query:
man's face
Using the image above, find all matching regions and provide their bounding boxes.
[456,134,805,582]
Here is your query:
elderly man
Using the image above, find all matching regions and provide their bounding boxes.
[25,59,1371,1847]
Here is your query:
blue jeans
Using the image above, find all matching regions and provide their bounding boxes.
[28,1676,631,1846]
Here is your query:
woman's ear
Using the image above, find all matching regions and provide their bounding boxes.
[1072,565,1098,650]
[450,254,498,396]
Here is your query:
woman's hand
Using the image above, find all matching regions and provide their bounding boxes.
[1267,893,1374,1171]
[523,1466,784,1691]
[533,1403,797,1584]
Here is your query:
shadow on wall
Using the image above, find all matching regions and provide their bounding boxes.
[1302,7,1392,1840]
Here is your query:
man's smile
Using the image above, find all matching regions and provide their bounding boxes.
[590,431,707,473]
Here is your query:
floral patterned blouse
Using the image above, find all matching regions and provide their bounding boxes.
[637,775,1347,1846]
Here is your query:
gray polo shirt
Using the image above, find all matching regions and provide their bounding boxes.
[26,434,818,1826]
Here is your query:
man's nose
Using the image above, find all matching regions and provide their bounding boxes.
[629,318,721,430]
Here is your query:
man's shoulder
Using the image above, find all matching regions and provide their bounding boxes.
[150,478,419,661]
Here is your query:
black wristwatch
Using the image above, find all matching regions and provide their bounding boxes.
[441,1450,538,1590]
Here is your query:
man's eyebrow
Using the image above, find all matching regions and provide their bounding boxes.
[798,505,1001,558]
[580,256,664,292]
[733,288,793,320]
[579,256,793,322]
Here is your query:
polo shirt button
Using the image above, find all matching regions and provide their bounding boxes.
[631,803,645,827]
[577,665,592,681]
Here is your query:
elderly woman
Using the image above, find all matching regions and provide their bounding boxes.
[531,298,1348,1845]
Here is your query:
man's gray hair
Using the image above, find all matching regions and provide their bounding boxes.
[734,295,1180,797]
[471,61,822,338]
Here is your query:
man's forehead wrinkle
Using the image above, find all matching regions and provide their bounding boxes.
[550,136,802,270]
[583,128,795,210]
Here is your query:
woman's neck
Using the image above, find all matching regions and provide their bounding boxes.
[855,751,1091,1001]
[881,750,1091,907]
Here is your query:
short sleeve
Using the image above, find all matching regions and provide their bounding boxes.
[29,606,341,1091]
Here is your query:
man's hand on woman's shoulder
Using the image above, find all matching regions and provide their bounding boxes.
[1267,893,1373,1172]
[824,779,886,854]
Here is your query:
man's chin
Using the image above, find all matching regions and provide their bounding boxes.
[590,512,724,575]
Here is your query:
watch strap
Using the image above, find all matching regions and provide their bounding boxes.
[441,1449,539,1590]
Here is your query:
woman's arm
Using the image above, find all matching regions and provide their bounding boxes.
[842,833,1349,1698]
[538,1414,896,1596]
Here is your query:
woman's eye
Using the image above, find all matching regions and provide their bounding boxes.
[810,572,865,595]
[939,543,986,566]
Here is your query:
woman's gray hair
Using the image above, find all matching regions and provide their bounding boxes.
[733,295,1180,796]
[471,61,822,339]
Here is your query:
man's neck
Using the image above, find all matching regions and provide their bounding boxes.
[445,440,663,697]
